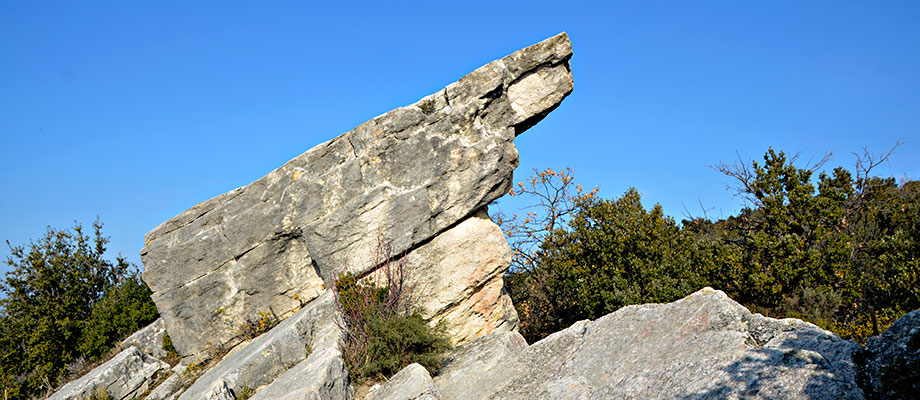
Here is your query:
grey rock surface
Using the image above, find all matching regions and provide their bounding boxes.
[366,363,441,400]
[248,348,352,400]
[120,318,166,359]
[178,290,340,400]
[434,288,865,400]
[144,363,188,400]
[47,346,168,400]
[434,330,527,399]
[140,32,573,356]
[858,309,920,399]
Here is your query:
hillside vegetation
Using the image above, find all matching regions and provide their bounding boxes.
[499,146,919,343]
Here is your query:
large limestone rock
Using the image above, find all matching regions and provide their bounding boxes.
[141,32,574,357]
[434,288,865,399]
[47,346,168,400]
[858,309,920,399]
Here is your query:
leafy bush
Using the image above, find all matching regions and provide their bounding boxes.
[332,242,451,383]
[0,220,159,399]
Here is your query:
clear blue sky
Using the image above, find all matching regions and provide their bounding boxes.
[1,1,918,274]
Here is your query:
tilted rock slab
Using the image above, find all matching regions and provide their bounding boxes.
[247,347,352,400]
[178,290,340,400]
[141,32,573,357]
[47,346,168,400]
[434,288,865,399]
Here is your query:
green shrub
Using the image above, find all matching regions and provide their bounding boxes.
[333,242,451,383]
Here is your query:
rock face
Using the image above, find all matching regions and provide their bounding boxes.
[47,346,168,400]
[402,208,518,344]
[140,32,574,357]
[858,309,920,399]
[434,288,865,400]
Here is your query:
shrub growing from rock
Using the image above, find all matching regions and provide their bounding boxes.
[332,242,451,383]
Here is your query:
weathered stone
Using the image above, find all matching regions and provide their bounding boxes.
[144,363,188,400]
[178,291,340,400]
[47,346,168,400]
[399,208,518,344]
[206,380,236,400]
[366,363,441,400]
[248,348,352,400]
[121,318,166,359]
[433,330,527,399]
[434,288,865,399]
[858,309,920,399]
[140,32,573,356]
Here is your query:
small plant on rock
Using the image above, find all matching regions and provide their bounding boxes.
[332,239,451,383]
[236,310,279,340]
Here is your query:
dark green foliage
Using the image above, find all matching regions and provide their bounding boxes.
[508,189,703,342]
[357,314,450,380]
[504,146,920,344]
[78,273,158,359]
[333,251,451,383]
[0,220,159,399]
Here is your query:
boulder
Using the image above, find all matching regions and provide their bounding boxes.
[434,288,865,399]
[366,363,441,400]
[178,290,340,400]
[47,346,168,400]
[120,318,166,358]
[858,309,920,399]
[140,32,573,357]
[400,208,518,344]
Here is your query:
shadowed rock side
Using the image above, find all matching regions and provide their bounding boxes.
[433,288,866,400]
[858,309,920,399]
[140,32,573,357]
[401,208,519,344]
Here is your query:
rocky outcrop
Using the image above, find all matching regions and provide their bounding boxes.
[47,346,168,400]
[366,363,441,400]
[433,288,865,399]
[140,32,574,357]
[858,309,920,399]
